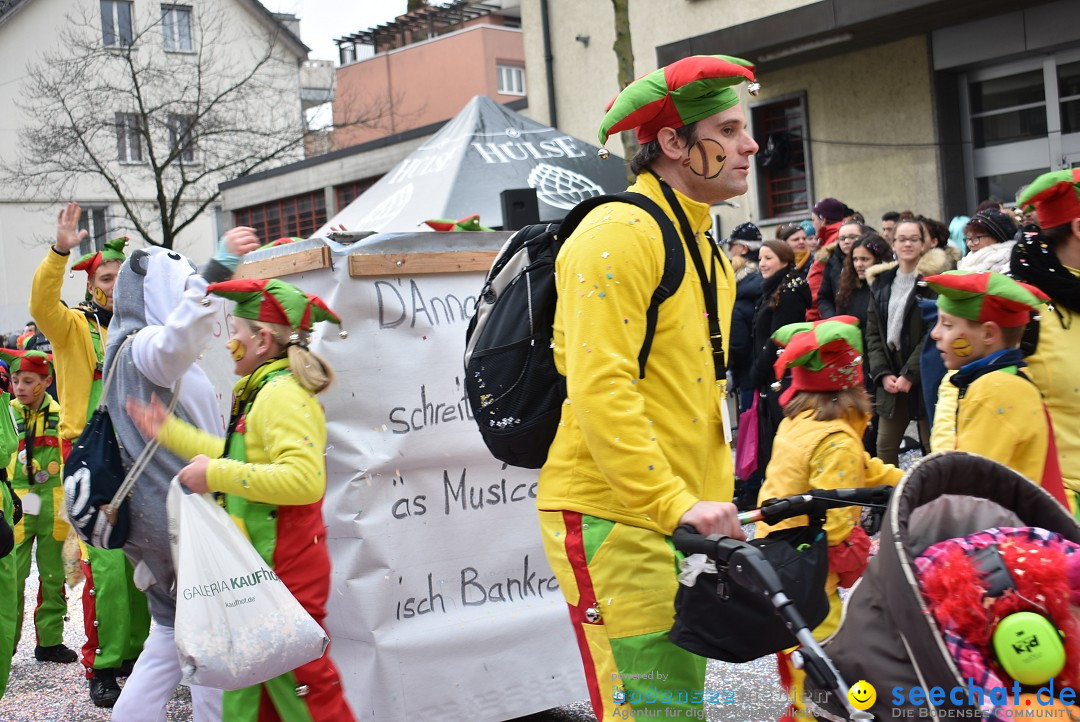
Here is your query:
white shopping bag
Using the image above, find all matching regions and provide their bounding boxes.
[168,479,329,690]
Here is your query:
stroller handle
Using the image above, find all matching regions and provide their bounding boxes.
[737,485,894,525]
[671,526,791,600]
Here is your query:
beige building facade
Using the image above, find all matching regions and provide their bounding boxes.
[521,0,1080,238]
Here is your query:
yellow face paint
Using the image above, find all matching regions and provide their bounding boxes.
[228,338,246,361]
[952,337,974,358]
[32,384,42,396]
[687,138,727,180]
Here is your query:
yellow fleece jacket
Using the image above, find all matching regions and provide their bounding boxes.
[159,362,326,506]
[954,369,1049,484]
[536,172,736,535]
[1025,268,1080,493]
[29,249,105,441]
[756,411,902,545]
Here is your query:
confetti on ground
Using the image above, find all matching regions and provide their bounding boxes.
[0,563,192,721]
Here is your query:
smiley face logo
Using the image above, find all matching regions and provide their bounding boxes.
[227,338,246,361]
[848,680,876,710]
[93,287,108,307]
[952,337,974,358]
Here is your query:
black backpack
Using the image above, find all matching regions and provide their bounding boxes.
[463,192,685,469]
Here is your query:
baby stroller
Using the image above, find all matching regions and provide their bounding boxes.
[672,484,894,720]
[803,452,1080,720]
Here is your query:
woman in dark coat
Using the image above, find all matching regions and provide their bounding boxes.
[864,219,950,465]
[833,232,893,452]
[750,240,811,475]
[817,221,868,319]
[729,255,762,411]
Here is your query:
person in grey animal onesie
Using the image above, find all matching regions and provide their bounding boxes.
[105,229,259,722]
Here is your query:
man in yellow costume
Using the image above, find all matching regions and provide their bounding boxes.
[30,203,149,708]
[536,55,758,720]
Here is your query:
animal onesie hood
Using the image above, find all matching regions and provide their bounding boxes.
[104,247,227,626]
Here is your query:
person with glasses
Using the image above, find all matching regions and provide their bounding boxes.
[817,221,869,320]
[957,209,1019,273]
[864,218,950,465]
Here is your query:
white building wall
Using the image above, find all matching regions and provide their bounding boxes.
[0,0,305,332]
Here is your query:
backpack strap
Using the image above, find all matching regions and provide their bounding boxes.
[557,191,685,379]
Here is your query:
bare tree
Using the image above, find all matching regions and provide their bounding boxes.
[1,3,388,248]
[611,0,637,183]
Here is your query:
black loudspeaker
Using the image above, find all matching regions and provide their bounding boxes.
[500,188,540,231]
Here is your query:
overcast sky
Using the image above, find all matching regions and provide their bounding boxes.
[261,0,408,62]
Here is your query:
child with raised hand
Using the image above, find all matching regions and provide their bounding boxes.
[127,278,354,722]
[756,317,903,720]
[1,349,77,664]
[926,270,1066,502]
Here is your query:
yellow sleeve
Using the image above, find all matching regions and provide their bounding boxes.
[205,379,326,506]
[862,452,903,488]
[557,213,699,531]
[808,432,867,546]
[955,379,1045,483]
[29,249,79,346]
[930,371,958,453]
[159,415,227,460]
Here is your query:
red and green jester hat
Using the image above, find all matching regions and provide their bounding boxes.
[771,316,865,407]
[1018,168,1080,229]
[923,270,1048,328]
[596,54,759,155]
[207,278,342,338]
[0,348,53,379]
[72,237,127,305]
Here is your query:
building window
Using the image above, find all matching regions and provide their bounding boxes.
[497,65,525,96]
[77,206,110,257]
[167,114,196,163]
[334,176,380,210]
[115,113,143,163]
[962,51,1080,209]
[161,5,193,52]
[752,95,810,219]
[969,69,1047,149]
[233,191,327,242]
[101,0,133,47]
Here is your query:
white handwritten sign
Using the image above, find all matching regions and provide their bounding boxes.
[216,241,586,720]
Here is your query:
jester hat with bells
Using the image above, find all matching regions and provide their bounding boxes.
[206,278,346,344]
[596,55,759,155]
[771,316,864,406]
[923,271,1048,328]
[0,348,53,378]
[72,237,128,278]
[1018,168,1080,230]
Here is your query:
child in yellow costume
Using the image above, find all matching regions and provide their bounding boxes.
[756,317,903,720]
[1,349,78,664]
[926,270,1067,504]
